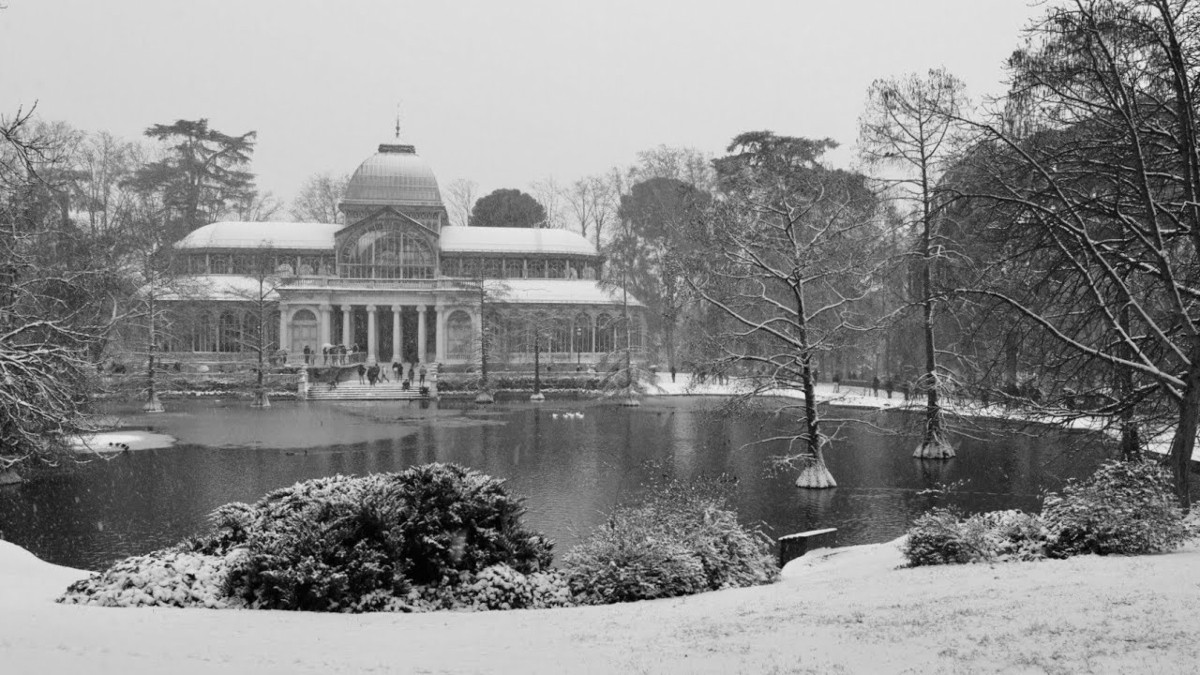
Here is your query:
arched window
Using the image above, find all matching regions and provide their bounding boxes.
[573,313,593,353]
[595,313,615,353]
[218,311,240,353]
[338,221,435,279]
[446,310,474,361]
[550,316,571,353]
[192,312,214,352]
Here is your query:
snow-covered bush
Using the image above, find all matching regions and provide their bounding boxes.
[183,465,554,612]
[561,476,777,605]
[562,526,709,604]
[903,508,985,566]
[1043,459,1191,557]
[388,565,573,612]
[58,548,235,609]
[902,508,1050,566]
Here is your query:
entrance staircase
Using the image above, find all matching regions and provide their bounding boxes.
[300,363,438,401]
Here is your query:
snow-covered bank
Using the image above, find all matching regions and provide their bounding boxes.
[4,537,1198,673]
[647,372,1200,463]
[69,429,178,453]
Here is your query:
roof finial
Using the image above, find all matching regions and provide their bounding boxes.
[394,102,402,140]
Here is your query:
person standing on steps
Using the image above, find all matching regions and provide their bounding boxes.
[357,363,366,385]
[419,363,427,386]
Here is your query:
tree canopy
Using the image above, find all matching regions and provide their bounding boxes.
[470,188,546,228]
[128,119,256,240]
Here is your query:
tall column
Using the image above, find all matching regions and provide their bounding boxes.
[391,304,402,365]
[417,305,428,364]
[278,304,290,357]
[318,304,332,347]
[590,313,596,353]
[341,304,352,347]
[366,305,378,363]
[435,304,447,362]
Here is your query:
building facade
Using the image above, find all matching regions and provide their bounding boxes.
[165,141,644,368]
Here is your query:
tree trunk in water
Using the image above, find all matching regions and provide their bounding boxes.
[794,279,835,488]
[914,199,951,459]
[143,289,164,413]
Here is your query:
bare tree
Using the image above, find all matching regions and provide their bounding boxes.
[530,176,565,229]
[954,0,1200,507]
[229,189,283,222]
[631,145,716,192]
[228,245,283,407]
[290,172,348,224]
[444,178,478,228]
[563,177,597,241]
[0,105,119,475]
[859,68,968,459]
[691,132,882,488]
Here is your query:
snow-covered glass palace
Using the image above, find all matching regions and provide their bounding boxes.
[160,141,644,369]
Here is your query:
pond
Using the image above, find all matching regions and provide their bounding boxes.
[0,396,1117,571]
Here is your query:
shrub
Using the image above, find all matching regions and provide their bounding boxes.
[185,464,553,612]
[561,475,777,605]
[902,508,1050,567]
[58,548,234,609]
[1042,459,1191,557]
[396,565,574,612]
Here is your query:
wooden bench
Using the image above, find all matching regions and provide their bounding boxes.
[778,528,837,566]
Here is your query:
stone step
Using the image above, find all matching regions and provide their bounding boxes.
[304,381,431,401]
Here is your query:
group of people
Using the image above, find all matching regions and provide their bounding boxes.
[301,344,362,366]
[327,359,427,391]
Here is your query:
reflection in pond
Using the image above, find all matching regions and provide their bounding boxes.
[0,397,1115,571]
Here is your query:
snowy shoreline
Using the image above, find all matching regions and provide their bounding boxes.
[647,372,1200,464]
[4,534,1197,673]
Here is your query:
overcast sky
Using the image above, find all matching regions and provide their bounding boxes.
[1,0,1040,207]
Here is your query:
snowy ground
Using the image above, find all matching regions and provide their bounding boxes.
[4,536,1198,673]
[647,372,1200,463]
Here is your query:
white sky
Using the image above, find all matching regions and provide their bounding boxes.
[0,0,1039,206]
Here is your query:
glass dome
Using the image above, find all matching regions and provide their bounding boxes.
[343,143,443,207]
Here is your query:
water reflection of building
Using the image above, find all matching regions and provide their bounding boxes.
[162,140,645,367]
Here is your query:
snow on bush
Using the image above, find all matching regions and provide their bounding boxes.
[380,565,573,612]
[185,464,554,612]
[903,508,1049,566]
[562,475,777,605]
[1043,459,1192,557]
[904,459,1195,566]
[58,548,237,609]
[59,464,559,613]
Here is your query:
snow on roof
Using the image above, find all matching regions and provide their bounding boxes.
[175,223,598,257]
[439,226,597,256]
[485,279,642,307]
[158,275,281,302]
[175,222,340,250]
